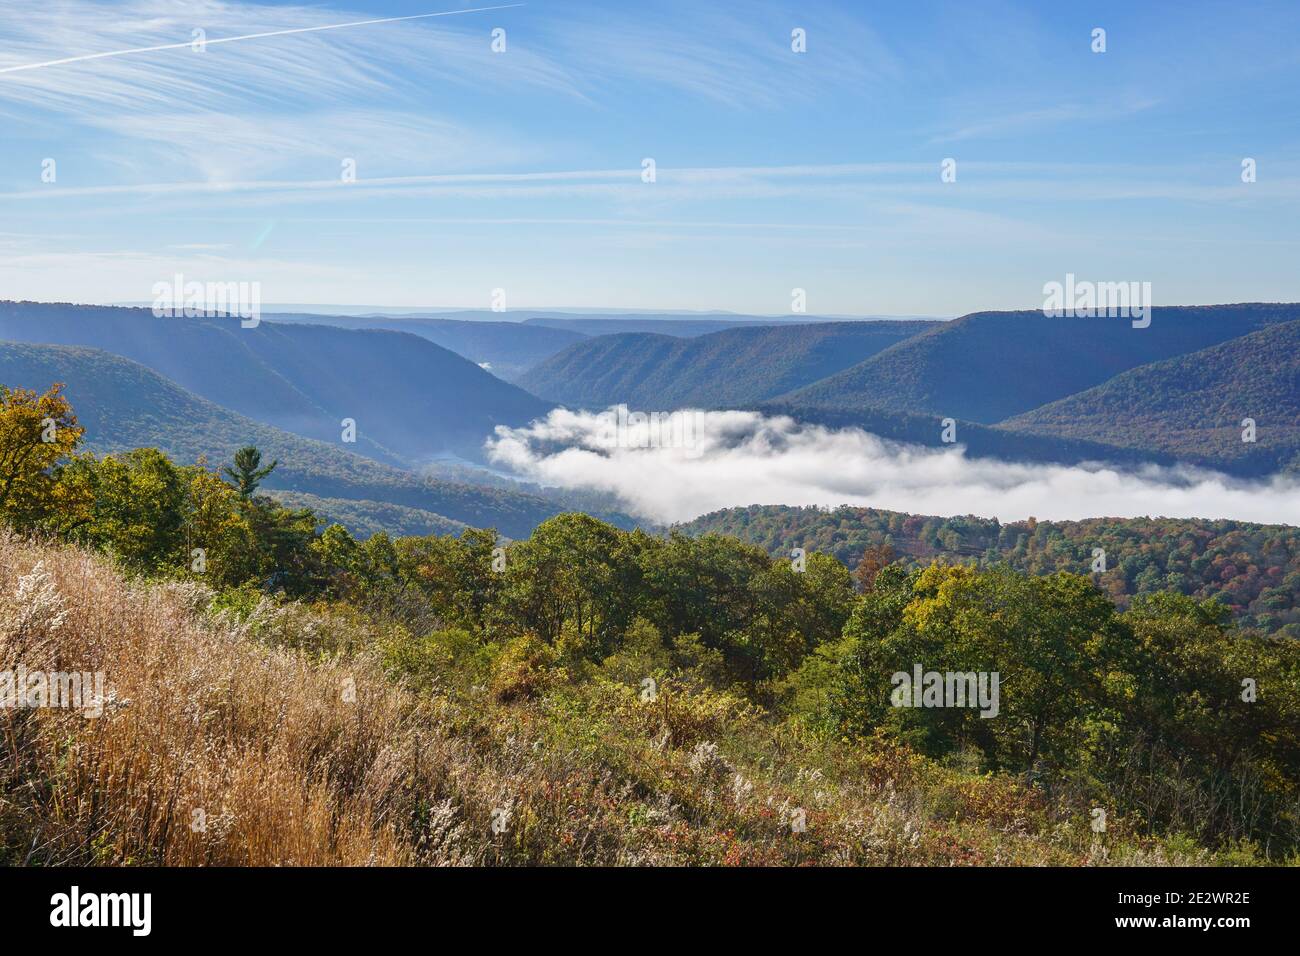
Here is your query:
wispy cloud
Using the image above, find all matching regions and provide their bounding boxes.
[0,0,572,110]
[0,4,525,74]
[929,97,1161,144]
[0,0,575,180]
[83,109,541,181]
[537,0,900,109]
[14,159,1298,205]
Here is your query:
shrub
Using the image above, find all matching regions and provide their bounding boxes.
[489,634,561,703]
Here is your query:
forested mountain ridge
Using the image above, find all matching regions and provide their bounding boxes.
[0,300,553,463]
[508,302,1300,475]
[0,342,604,538]
[263,312,587,379]
[751,398,1182,470]
[774,303,1300,424]
[518,320,940,408]
[520,314,832,337]
[1001,318,1300,471]
[267,491,467,539]
[2,377,1297,865]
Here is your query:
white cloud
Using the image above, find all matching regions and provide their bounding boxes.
[538,0,900,109]
[928,98,1160,144]
[86,110,537,182]
[0,0,574,112]
[487,408,1300,526]
[0,4,526,74]
[8,160,1296,212]
[0,0,574,182]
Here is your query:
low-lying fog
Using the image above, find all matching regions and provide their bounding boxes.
[487,407,1300,526]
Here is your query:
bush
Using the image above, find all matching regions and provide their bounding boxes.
[490,634,561,703]
[383,627,493,692]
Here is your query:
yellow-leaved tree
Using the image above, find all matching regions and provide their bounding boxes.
[0,383,84,530]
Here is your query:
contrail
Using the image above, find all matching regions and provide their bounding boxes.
[0,3,525,74]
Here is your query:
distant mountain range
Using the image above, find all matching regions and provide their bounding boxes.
[779,303,1300,424]
[517,321,939,408]
[0,340,614,539]
[4,299,1298,540]
[518,315,827,337]
[0,301,550,463]
[1004,318,1300,472]
[261,313,587,379]
[260,310,852,378]
[513,301,1300,477]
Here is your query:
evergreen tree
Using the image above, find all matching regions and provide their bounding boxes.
[223,445,277,498]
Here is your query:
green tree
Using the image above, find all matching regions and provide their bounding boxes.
[223,445,277,498]
[185,464,258,588]
[56,449,188,572]
[499,513,630,652]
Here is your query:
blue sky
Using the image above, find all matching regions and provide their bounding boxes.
[1,0,1299,315]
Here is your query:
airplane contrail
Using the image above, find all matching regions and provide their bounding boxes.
[0,3,525,74]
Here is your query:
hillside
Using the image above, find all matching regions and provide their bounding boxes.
[751,399,1178,470]
[1002,319,1300,472]
[679,504,1300,636]
[521,314,824,337]
[779,303,1300,424]
[3,380,1295,865]
[264,313,587,380]
[3,521,1291,866]
[0,342,587,538]
[268,491,467,539]
[0,300,552,463]
[262,309,806,337]
[518,320,939,408]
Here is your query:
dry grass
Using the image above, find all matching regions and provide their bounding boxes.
[0,533,1253,867]
[0,533,547,865]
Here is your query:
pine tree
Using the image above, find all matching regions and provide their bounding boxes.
[222,445,277,498]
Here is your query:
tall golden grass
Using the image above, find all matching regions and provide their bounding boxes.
[0,532,549,865]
